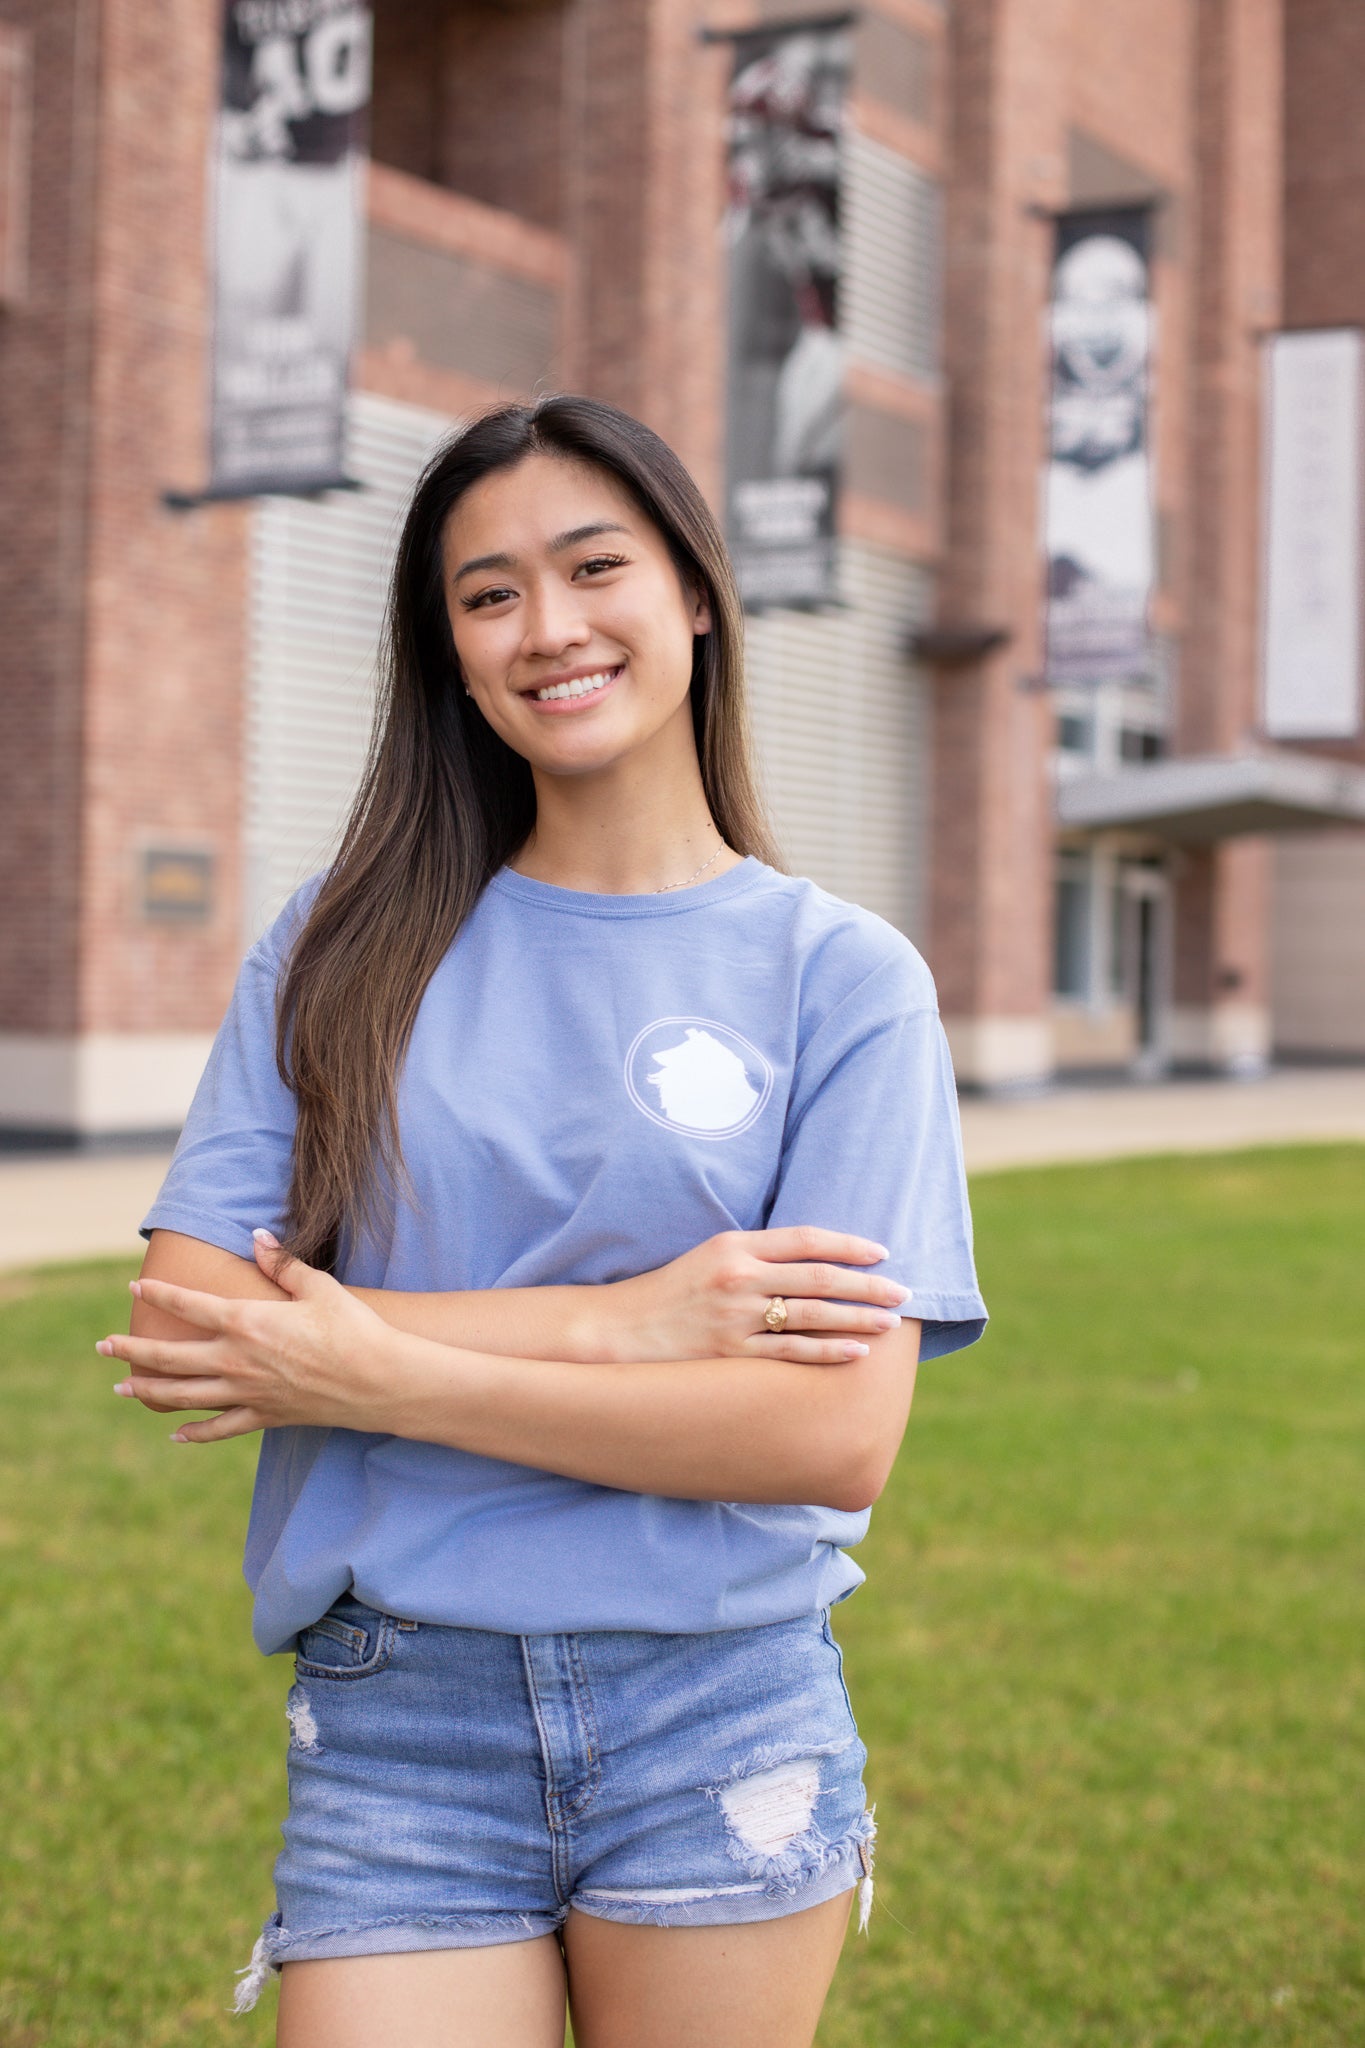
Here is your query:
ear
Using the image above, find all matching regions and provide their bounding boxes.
[692,589,713,636]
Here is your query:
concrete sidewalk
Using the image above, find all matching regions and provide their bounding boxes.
[2,1067,1364,1271]
[959,1065,1365,1172]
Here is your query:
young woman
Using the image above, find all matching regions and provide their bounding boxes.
[104,396,985,2048]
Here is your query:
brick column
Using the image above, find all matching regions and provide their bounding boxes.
[0,0,99,1072]
[0,0,250,1138]
[928,0,1056,1087]
[1172,0,1282,1071]
[562,0,727,504]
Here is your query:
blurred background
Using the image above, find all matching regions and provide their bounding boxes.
[0,0,1363,1144]
[1,3,1363,2044]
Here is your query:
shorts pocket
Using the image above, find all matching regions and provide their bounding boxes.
[296,1600,404,1681]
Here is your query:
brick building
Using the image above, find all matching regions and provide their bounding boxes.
[0,0,1362,1141]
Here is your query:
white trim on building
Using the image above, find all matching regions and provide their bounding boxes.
[244,390,455,945]
[744,540,933,940]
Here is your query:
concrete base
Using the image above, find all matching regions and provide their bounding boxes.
[0,1033,214,1139]
[1051,1000,1139,1071]
[942,1014,1053,1091]
[1168,1004,1272,1077]
[1272,832,1365,1057]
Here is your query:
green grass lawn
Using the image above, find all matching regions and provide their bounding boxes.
[2,1146,1362,2046]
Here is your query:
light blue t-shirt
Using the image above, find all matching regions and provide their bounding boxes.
[144,858,986,1653]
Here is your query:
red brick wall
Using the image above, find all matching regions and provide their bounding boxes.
[2,0,582,1055]
[369,0,727,497]
[372,1,568,236]
[0,0,99,1034]
[369,0,445,185]
[1283,0,1365,330]
[1172,0,1282,1016]
[930,0,1282,1059]
[0,0,251,1043]
[439,3,567,235]
[360,160,569,409]
[932,0,1210,1031]
[0,0,1302,1091]
[75,0,249,1037]
[1183,0,1282,757]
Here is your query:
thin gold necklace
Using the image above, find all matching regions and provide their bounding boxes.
[655,837,727,893]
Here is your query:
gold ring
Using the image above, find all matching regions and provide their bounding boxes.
[764,1296,789,1335]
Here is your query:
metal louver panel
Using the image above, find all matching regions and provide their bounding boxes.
[244,391,455,945]
[844,131,941,381]
[744,540,934,940]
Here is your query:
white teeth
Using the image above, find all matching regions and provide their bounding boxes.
[533,667,617,703]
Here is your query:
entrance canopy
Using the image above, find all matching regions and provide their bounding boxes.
[1056,749,1365,843]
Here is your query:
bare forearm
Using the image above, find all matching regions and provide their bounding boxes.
[377,1326,920,1511]
[113,1252,921,1483]
[140,1227,907,1374]
[348,1284,608,1361]
[133,1231,285,1340]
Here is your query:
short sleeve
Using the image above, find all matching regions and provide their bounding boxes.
[140,929,298,1258]
[765,952,987,1360]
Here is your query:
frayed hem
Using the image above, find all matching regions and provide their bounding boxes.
[233,1932,275,2015]
[232,1909,561,2010]
[856,1804,877,1933]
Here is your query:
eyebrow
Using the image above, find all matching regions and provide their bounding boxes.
[451,521,633,583]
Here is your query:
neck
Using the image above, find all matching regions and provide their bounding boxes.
[512,717,740,896]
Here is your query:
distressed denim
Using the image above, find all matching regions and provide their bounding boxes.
[235,1596,875,2010]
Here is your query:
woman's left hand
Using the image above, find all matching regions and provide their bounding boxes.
[100,1231,396,1443]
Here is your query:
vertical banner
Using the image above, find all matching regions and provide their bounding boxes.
[1261,328,1364,739]
[1043,208,1154,684]
[723,19,851,609]
[210,1,372,496]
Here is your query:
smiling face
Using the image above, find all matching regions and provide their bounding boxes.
[441,451,712,781]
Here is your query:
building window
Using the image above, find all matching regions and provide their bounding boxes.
[1119,726,1166,762]
[1057,710,1093,756]
[1054,858,1091,998]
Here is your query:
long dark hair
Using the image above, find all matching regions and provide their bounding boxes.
[276,394,780,1268]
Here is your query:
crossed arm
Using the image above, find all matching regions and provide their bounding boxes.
[105,1227,922,1512]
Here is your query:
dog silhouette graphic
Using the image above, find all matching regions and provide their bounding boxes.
[646,1027,760,1132]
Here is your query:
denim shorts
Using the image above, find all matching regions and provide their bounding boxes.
[235,1595,875,2009]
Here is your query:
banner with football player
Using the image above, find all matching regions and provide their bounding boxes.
[723,19,851,609]
[209,1,372,495]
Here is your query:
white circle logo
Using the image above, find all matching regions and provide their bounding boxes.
[624,1016,775,1140]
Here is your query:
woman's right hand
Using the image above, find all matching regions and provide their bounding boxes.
[600,1228,911,1365]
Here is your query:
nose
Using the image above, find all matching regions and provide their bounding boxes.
[518,575,591,662]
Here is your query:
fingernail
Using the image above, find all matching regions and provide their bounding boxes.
[95,1339,113,1356]
[169,1430,190,1443]
[869,1244,890,1261]
[128,1279,142,1298]
[113,1381,134,1397]
[844,1342,870,1358]
[252,1227,279,1246]
[872,1312,902,1331]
